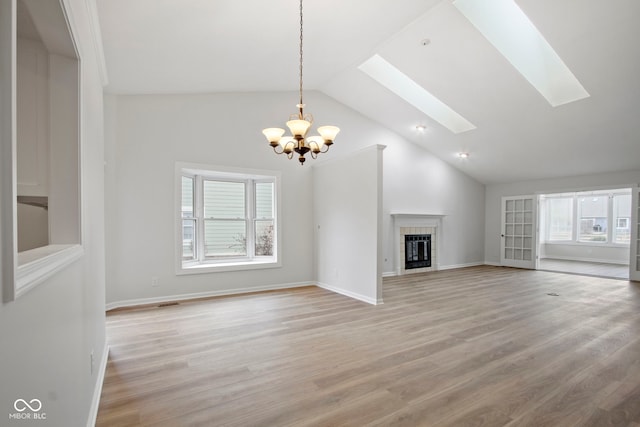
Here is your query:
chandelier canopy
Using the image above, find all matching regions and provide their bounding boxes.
[262,0,339,165]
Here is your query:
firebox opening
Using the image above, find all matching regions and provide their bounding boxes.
[405,234,431,269]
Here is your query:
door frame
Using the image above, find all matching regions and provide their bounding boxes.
[500,195,538,269]
[630,186,640,281]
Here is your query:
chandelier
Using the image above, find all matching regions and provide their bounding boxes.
[262,0,340,165]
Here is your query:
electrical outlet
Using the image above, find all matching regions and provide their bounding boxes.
[151,276,159,287]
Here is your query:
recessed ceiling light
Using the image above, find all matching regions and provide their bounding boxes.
[415,124,427,132]
[457,152,470,158]
[453,0,589,107]
[359,55,476,134]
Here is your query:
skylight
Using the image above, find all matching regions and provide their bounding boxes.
[358,55,476,134]
[453,0,589,107]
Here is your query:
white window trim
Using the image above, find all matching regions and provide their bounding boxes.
[542,190,632,248]
[175,162,281,275]
[544,195,574,243]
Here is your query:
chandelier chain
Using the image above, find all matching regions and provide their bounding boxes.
[298,0,304,110]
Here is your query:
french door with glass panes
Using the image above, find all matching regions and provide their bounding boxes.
[500,195,537,269]
[630,187,640,281]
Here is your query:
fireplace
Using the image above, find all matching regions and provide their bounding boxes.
[405,234,431,269]
[392,213,443,276]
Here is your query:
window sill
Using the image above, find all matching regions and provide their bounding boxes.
[543,241,629,248]
[16,244,84,299]
[178,258,281,275]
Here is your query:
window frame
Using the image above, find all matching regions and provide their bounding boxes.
[175,163,281,275]
[199,177,249,261]
[544,196,574,242]
[542,189,632,248]
[577,195,609,243]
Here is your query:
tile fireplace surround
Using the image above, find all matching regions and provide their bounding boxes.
[392,214,444,276]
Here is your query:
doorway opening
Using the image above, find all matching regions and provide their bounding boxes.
[537,189,631,280]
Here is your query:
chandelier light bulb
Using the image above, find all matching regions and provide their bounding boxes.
[262,128,285,145]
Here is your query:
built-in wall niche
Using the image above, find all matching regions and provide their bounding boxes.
[2,0,82,301]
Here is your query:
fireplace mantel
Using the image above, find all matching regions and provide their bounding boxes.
[391,213,446,220]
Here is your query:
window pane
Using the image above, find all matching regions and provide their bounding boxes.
[204,219,246,257]
[182,219,196,260]
[255,182,274,219]
[255,220,274,256]
[181,176,194,218]
[547,198,572,241]
[204,181,245,218]
[578,196,607,242]
[613,194,631,244]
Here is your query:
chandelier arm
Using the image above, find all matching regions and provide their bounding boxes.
[319,144,331,154]
[272,145,285,155]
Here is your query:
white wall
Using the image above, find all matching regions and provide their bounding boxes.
[289,92,487,275]
[17,203,48,251]
[540,243,629,265]
[16,37,49,198]
[105,91,317,306]
[0,0,106,426]
[313,145,384,304]
[48,53,80,245]
[485,170,640,264]
[105,91,487,306]
[382,138,486,273]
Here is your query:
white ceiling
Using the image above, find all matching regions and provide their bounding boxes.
[96,0,640,184]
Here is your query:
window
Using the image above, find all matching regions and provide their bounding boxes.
[546,197,573,241]
[181,176,196,260]
[177,164,279,274]
[578,196,608,242]
[613,194,631,244]
[542,189,631,247]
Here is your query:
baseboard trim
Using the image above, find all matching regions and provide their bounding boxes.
[87,341,109,427]
[382,271,397,278]
[484,261,502,267]
[316,282,382,305]
[106,281,315,311]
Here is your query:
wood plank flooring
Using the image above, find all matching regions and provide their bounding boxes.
[96,266,640,426]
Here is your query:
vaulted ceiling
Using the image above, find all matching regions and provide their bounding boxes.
[96,0,640,184]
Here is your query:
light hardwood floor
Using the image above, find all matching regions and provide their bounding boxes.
[96,266,640,426]
[538,258,629,280]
